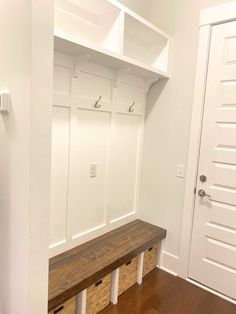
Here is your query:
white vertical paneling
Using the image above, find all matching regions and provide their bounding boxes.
[50,52,146,255]
[54,64,71,95]
[117,82,146,106]
[50,106,70,247]
[108,113,141,222]
[72,70,112,101]
[68,108,111,239]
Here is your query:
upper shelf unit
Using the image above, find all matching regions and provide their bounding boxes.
[54,0,170,80]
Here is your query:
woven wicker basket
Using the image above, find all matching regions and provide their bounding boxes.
[86,274,111,314]
[49,297,76,314]
[143,243,158,277]
[118,256,138,296]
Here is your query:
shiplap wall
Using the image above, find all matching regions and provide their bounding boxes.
[50,51,147,256]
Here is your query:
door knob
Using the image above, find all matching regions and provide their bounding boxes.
[198,189,211,198]
[199,175,207,182]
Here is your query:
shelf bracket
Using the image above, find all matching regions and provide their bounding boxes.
[144,77,160,94]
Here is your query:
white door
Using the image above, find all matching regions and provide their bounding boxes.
[189,21,236,299]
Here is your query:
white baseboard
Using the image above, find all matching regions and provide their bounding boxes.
[159,250,179,276]
[187,279,236,305]
[159,265,178,276]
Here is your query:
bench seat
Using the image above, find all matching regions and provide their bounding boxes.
[48,219,166,312]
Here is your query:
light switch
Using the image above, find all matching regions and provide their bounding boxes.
[176,164,185,178]
[90,163,97,178]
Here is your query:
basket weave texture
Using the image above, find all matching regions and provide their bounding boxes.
[86,274,111,314]
[49,296,76,314]
[118,256,138,296]
[143,243,158,277]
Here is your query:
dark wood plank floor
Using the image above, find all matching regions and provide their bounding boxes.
[100,269,236,314]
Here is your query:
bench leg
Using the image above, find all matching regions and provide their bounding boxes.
[76,289,87,314]
[137,252,144,285]
[111,268,119,305]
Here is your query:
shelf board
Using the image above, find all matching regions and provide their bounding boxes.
[54,33,169,80]
[107,0,170,40]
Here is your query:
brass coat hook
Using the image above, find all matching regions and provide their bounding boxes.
[94,96,102,108]
[129,101,135,112]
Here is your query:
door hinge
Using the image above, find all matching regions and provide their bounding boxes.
[193,187,196,194]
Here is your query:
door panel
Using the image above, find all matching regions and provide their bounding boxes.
[224,36,236,64]
[205,223,236,247]
[214,147,236,165]
[206,238,236,270]
[212,162,236,188]
[189,21,236,299]
[216,124,236,147]
[209,187,236,206]
[207,201,236,230]
[219,81,236,106]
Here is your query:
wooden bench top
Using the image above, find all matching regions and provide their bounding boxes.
[48,219,166,311]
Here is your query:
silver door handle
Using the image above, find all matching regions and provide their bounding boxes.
[198,189,211,198]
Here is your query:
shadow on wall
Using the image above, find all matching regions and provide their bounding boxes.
[145,79,168,119]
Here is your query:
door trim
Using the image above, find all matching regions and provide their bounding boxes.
[179,1,236,281]
[200,1,236,26]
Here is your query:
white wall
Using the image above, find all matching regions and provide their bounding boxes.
[140,0,232,274]
[0,1,53,313]
[117,0,151,19]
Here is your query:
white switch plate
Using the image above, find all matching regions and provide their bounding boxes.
[90,163,97,178]
[0,91,10,113]
[176,164,185,178]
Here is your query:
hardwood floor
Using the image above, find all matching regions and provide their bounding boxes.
[100,269,236,314]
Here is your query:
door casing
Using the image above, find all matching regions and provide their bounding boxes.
[179,0,236,303]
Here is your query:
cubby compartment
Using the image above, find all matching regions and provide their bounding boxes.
[118,257,138,296]
[54,0,123,54]
[49,297,76,314]
[143,244,158,277]
[86,274,111,314]
[124,14,170,73]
